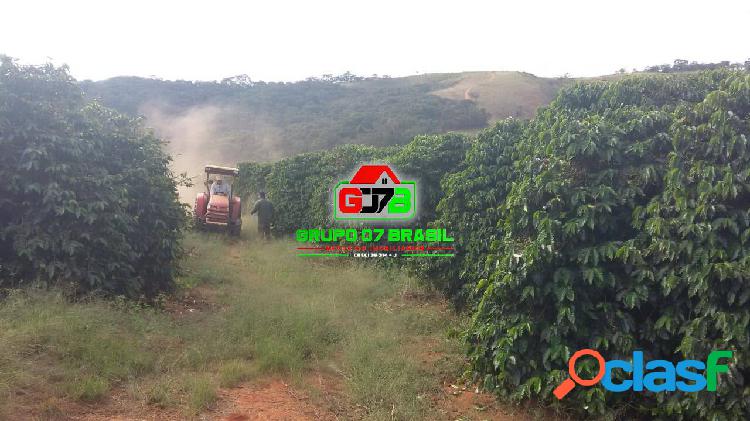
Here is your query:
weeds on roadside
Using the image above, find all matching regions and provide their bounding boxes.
[0,230,465,419]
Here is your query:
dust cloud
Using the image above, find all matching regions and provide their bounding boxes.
[139,102,286,204]
[140,103,232,203]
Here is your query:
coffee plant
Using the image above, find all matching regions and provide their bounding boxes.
[0,57,185,297]
[261,144,384,233]
[235,161,273,200]
[425,120,525,300]
[461,71,749,419]
[233,70,750,418]
[238,134,468,234]
[388,133,469,224]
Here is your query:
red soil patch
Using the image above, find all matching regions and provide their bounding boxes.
[301,369,368,418]
[216,378,337,421]
[411,335,554,420]
[8,388,182,421]
[434,382,534,421]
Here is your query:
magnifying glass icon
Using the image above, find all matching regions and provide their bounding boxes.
[553,348,606,399]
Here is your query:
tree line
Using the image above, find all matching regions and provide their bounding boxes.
[80,73,488,161]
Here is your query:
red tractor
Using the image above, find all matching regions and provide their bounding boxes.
[194,165,242,235]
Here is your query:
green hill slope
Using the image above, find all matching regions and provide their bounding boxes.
[431,71,570,120]
[79,72,569,170]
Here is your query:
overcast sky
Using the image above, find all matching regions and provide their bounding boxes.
[2,0,748,82]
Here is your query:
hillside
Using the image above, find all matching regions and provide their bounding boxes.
[431,71,570,120]
[79,72,571,176]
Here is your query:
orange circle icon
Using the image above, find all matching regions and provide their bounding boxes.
[568,348,605,386]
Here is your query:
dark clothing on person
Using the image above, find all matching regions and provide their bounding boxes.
[250,198,274,240]
[258,222,271,240]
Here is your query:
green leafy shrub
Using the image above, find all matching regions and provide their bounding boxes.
[240,134,468,234]
[388,133,469,224]
[234,161,272,201]
[262,144,383,233]
[458,71,750,418]
[427,120,525,299]
[0,57,185,297]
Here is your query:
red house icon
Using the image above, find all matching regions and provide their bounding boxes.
[349,165,401,184]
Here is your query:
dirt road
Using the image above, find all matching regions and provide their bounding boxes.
[1,227,551,420]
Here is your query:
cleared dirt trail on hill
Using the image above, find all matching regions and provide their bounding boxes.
[1,225,552,420]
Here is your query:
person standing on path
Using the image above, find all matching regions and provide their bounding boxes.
[250,191,274,240]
